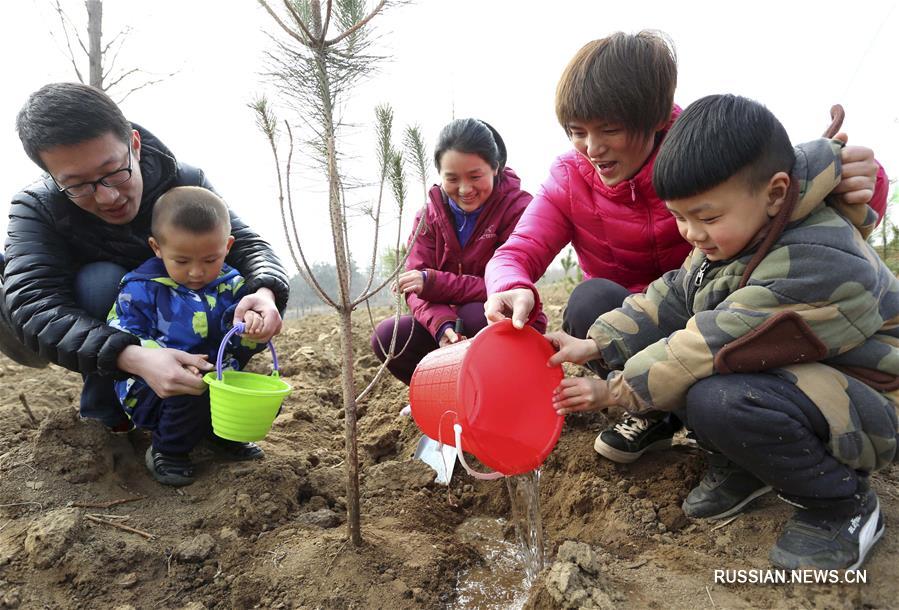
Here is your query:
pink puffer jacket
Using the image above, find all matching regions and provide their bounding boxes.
[486,109,689,316]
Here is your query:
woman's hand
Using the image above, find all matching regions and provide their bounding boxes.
[439,327,466,347]
[395,270,425,295]
[545,331,599,366]
[552,376,612,415]
[833,134,878,205]
[484,288,535,329]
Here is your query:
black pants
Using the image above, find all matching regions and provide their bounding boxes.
[562,278,632,375]
[686,373,859,505]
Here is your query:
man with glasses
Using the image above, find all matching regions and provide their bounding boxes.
[0,82,290,431]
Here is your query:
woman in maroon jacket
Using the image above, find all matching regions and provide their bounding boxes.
[371,118,544,384]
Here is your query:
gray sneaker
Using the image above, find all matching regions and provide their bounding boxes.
[682,453,772,520]
[770,488,884,570]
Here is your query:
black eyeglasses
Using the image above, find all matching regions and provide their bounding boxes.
[52,149,133,198]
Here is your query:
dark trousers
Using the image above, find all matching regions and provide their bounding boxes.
[685,373,859,505]
[128,383,212,454]
[371,302,488,385]
[75,262,130,427]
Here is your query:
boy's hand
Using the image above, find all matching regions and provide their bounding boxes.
[242,310,264,337]
[545,331,599,366]
[118,345,212,398]
[833,134,878,205]
[439,327,466,347]
[234,288,282,343]
[395,270,425,295]
[484,288,535,329]
[552,377,612,415]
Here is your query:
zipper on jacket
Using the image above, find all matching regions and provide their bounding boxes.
[629,180,636,202]
[685,258,713,316]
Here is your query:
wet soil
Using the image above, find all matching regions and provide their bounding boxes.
[1,283,898,609]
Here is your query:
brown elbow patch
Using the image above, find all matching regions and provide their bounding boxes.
[714,311,828,374]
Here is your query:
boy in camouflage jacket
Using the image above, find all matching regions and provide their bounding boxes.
[547,95,898,570]
[109,187,268,486]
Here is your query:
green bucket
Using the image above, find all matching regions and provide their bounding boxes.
[204,322,292,442]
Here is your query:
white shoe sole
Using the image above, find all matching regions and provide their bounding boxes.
[593,436,672,464]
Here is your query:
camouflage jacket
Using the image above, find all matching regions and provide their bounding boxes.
[589,139,899,468]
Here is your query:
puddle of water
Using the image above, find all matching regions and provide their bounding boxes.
[450,471,546,609]
[448,517,530,610]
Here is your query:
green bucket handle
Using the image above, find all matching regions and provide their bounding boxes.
[216,322,280,380]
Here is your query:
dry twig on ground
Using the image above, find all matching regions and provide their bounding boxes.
[85,514,155,540]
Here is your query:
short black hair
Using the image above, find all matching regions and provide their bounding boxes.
[653,94,795,201]
[152,187,231,241]
[434,118,507,173]
[15,82,132,171]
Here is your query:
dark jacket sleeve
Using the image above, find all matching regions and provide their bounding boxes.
[185,166,290,312]
[3,193,139,375]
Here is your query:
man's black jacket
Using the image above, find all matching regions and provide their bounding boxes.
[2,124,289,375]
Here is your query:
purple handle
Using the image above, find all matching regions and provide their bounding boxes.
[216,322,280,380]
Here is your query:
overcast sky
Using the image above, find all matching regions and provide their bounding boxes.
[2,0,897,276]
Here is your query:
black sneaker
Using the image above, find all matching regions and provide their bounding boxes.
[682,453,772,519]
[593,414,680,463]
[770,488,884,570]
[206,434,265,461]
[145,446,195,486]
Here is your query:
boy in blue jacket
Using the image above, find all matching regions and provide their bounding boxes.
[109,186,270,485]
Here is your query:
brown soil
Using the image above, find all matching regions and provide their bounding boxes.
[1,283,898,609]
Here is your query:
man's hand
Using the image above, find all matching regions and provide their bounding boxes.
[484,288,535,329]
[234,287,282,343]
[117,345,213,398]
[552,376,612,415]
[833,134,878,205]
[439,327,466,347]
[545,331,599,366]
[395,270,425,295]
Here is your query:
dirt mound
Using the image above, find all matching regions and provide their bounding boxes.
[1,282,898,608]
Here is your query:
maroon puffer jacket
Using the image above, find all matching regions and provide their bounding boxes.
[405,167,547,337]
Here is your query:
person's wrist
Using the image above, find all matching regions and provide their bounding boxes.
[116,344,143,375]
[254,287,276,302]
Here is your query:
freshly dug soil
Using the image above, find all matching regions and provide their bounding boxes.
[1,283,897,609]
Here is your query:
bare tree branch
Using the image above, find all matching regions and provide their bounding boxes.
[101,25,131,55]
[256,0,311,46]
[325,0,386,46]
[319,0,334,44]
[104,66,140,91]
[52,0,85,83]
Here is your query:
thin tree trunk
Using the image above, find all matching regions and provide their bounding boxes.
[86,0,102,88]
[338,308,362,546]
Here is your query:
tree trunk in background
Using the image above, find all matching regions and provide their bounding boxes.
[86,0,102,88]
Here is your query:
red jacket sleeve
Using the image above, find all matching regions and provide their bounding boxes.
[484,160,575,321]
[403,208,462,338]
[869,162,889,222]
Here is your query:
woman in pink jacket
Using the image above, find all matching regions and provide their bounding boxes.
[484,31,888,465]
[371,118,544,384]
